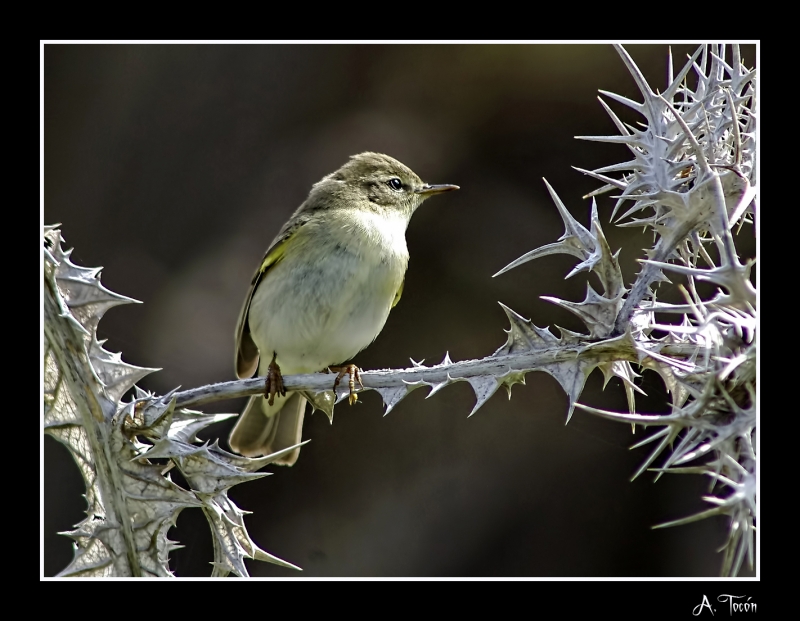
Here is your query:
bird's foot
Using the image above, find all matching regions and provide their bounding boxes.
[329,364,363,405]
[264,353,286,406]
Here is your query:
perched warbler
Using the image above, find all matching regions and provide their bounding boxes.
[229,152,459,464]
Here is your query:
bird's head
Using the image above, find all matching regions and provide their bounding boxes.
[314,152,459,217]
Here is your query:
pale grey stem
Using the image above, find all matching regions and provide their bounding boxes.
[44,274,143,576]
[613,219,695,335]
[170,342,701,411]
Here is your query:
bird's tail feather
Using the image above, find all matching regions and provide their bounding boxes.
[228,392,306,465]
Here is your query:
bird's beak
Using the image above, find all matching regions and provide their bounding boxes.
[415,183,460,195]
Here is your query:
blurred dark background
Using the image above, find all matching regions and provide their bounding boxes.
[43,43,756,577]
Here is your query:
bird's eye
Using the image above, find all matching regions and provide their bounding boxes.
[387,178,403,191]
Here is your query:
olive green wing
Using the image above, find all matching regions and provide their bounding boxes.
[235,221,304,378]
[391,277,404,308]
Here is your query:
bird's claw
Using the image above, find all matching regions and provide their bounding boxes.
[264,353,286,406]
[330,364,363,405]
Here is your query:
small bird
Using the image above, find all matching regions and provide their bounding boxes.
[229,152,459,464]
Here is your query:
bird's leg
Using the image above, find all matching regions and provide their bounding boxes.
[329,364,363,405]
[264,352,286,406]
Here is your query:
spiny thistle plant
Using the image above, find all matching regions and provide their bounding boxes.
[43,43,756,577]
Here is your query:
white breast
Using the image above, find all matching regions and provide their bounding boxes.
[248,208,411,375]
[349,208,410,259]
